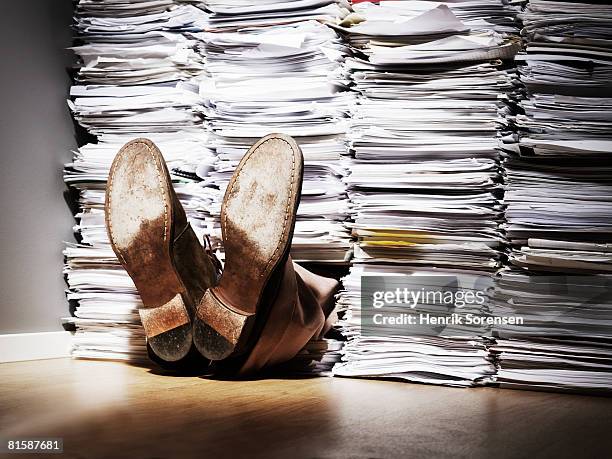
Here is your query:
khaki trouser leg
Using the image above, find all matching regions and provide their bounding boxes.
[238,257,339,375]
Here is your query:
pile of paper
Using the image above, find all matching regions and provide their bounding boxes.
[334,2,520,63]
[64,0,612,389]
[64,0,347,373]
[333,264,497,386]
[65,0,214,362]
[332,0,519,386]
[503,0,612,271]
[492,0,612,393]
[504,157,612,273]
[348,0,518,35]
[191,1,354,264]
[490,270,612,393]
[203,0,350,31]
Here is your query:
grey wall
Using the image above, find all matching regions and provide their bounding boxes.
[0,1,76,333]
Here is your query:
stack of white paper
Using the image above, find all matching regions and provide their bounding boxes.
[64,1,611,389]
[503,0,612,271]
[332,264,497,386]
[489,270,612,393]
[334,2,520,63]
[331,1,519,386]
[64,0,348,373]
[368,0,519,34]
[493,0,612,393]
[202,0,350,31]
[190,2,354,263]
[64,243,148,361]
[65,0,215,362]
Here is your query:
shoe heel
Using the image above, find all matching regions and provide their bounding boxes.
[193,289,254,360]
[139,293,192,362]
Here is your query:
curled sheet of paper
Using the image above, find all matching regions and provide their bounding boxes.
[338,4,469,37]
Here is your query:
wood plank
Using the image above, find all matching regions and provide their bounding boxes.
[0,358,611,459]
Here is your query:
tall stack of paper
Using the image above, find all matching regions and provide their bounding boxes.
[64,0,213,362]
[490,271,612,393]
[64,1,348,372]
[190,1,354,264]
[332,1,520,386]
[492,0,612,393]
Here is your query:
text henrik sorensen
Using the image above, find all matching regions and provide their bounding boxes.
[372,313,524,326]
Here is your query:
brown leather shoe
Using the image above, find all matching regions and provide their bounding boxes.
[193,133,304,361]
[105,138,219,364]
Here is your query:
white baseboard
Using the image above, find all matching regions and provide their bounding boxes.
[0,331,72,363]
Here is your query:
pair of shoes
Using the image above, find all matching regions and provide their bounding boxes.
[105,134,304,370]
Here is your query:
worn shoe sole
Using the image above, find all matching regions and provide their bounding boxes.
[105,138,193,363]
[193,134,304,360]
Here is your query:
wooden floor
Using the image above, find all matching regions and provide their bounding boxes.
[1,359,611,459]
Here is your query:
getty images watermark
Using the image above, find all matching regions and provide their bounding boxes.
[360,275,612,338]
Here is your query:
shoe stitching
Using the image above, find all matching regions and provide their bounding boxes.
[222,137,297,278]
[107,147,128,266]
[107,140,169,267]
